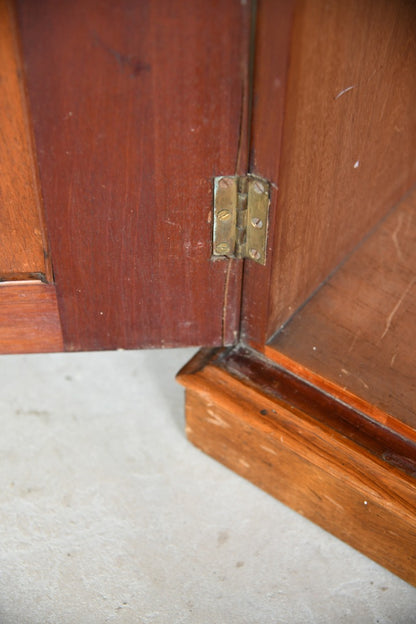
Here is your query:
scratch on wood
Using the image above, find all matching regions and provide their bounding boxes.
[334,67,380,102]
[340,368,369,389]
[347,330,361,353]
[381,277,416,340]
[334,85,356,100]
[392,213,405,262]
[324,495,344,512]
[206,409,230,429]
[238,458,250,468]
[260,445,277,456]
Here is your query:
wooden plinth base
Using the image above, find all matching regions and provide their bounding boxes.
[177,346,416,587]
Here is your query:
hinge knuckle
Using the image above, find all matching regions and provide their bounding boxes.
[213,174,270,265]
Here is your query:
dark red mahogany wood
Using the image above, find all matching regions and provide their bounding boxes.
[17,0,250,350]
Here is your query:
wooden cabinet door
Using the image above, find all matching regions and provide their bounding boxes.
[2,0,252,353]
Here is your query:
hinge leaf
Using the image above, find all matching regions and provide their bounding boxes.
[212,176,238,257]
[213,174,270,265]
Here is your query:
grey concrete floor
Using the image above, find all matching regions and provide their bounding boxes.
[0,347,415,624]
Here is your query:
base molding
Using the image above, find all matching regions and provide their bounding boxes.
[0,281,63,354]
[177,346,416,587]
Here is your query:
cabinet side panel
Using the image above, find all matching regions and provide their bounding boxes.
[0,0,51,281]
[244,0,416,345]
[17,0,249,350]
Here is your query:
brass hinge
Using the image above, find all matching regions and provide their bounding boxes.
[212,175,270,265]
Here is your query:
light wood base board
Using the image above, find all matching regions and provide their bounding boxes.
[177,347,416,586]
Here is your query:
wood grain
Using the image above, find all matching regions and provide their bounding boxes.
[240,0,295,347]
[0,281,63,353]
[243,0,416,345]
[0,0,51,281]
[178,346,416,586]
[16,0,250,350]
[267,188,416,430]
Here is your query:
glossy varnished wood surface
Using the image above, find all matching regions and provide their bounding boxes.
[0,281,63,353]
[244,0,416,345]
[0,0,50,281]
[177,346,416,586]
[267,188,416,431]
[17,0,250,350]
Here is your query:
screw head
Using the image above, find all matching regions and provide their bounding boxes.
[252,180,265,194]
[215,242,231,254]
[250,217,263,229]
[218,177,233,189]
[249,248,261,260]
[217,209,232,221]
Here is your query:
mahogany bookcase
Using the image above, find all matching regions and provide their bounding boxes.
[1,0,415,585]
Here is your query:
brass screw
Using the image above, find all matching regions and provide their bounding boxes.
[250,217,263,229]
[217,209,231,221]
[218,177,233,189]
[249,248,261,260]
[216,242,231,254]
[252,180,265,194]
